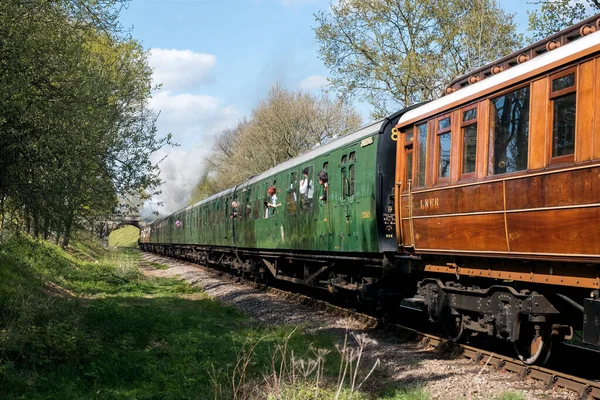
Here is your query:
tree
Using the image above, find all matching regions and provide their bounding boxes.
[0,0,173,246]
[189,84,362,201]
[528,0,600,41]
[314,0,523,118]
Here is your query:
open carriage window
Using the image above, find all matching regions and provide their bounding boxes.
[300,166,314,210]
[286,171,298,215]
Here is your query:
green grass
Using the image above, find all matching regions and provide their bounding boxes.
[1,235,382,400]
[149,262,169,270]
[494,391,526,400]
[108,225,140,248]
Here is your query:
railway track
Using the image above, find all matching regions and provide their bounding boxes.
[147,252,600,400]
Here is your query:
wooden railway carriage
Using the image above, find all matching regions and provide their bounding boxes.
[140,110,412,297]
[393,15,600,363]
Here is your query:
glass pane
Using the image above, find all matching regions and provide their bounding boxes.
[406,151,413,183]
[323,162,328,171]
[341,168,347,199]
[490,87,530,175]
[253,199,260,219]
[349,164,355,196]
[552,73,575,92]
[438,132,451,178]
[417,123,427,187]
[286,191,297,215]
[438,117,451,131]
[349,151,356,162]
[552,92,576,158]
[405,130,414,142]
[341,155,347,164]
[462,124,477,174]
[463,108,477,122]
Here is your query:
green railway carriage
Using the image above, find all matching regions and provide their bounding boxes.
[141,109,414,294]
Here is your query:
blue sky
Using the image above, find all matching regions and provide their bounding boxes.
[118,0,539,217]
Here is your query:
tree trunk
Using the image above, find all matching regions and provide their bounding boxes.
[61,215,73,248]
[33,211,40,238]
[0,195,4,242]
[25,208,31,235]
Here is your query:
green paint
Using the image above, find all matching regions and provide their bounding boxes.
[148,135,382,254]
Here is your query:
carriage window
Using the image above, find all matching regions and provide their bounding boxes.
[286,172,298,215]
[341,167,348,199]
[323,162,328,171]
[461,106,477,175]
[300,166,314,210]
[254,186,260,219]
[341,155,347,164]
[405,149,413,185]
[245,189,252,219]
[437,115,451,180]
[550,70,576,161]
[416,123,428,187]
[404,128,414,186]
[489,86,530,175]
[349,151,356,162]
[348,164,355,196]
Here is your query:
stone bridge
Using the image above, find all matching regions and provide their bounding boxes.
[95,214,146,239]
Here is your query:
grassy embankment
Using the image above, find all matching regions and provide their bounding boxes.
[0,234,432,399]
[108,225,140,248]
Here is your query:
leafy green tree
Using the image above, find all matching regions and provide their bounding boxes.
[190,83,362,201]
[0,0,173,246]
[314,0,523,118]
[528,0,600,41]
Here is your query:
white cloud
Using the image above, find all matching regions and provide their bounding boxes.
[150,91,240,147]
[150,48,217,91]
[299,74,329,90]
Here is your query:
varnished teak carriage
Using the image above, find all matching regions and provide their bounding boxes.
[393,14,600,363]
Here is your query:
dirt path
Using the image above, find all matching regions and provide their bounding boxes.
[139,252,576,400]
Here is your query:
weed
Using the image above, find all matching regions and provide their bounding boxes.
[494,391,526,400]
[150,262,169,270]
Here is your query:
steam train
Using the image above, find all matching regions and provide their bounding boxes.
[140,15,600,365]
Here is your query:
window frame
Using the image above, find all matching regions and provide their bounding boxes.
[548,66,577,166]
[402,128,414,189]
[459,104,478,180]
[435,113,452,184]
[286,171,298,215]
[414,122,428,188]
[487,83,531,177]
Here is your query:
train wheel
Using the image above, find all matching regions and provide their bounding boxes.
[513,324,553,365]
[444,313,464,343]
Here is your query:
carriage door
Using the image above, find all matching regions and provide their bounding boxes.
[340,148,358,250]
[400,128,414,246]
